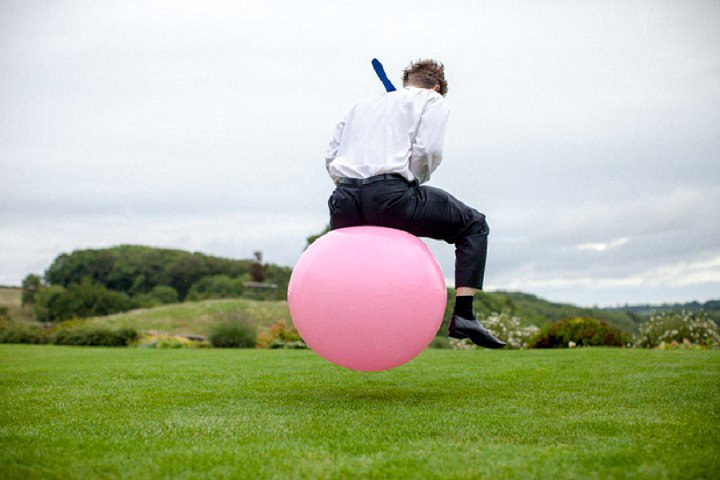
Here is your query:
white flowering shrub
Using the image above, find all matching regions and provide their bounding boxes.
[634,311,720,348]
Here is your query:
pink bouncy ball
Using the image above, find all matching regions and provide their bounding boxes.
[288,226,447,371]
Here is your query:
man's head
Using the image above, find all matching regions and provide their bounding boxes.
[402,59,447,96]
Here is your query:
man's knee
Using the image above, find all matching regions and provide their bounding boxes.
[466,210,489,237]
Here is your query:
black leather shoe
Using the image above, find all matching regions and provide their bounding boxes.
[448,314,507,349]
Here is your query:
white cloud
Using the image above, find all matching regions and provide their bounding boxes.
[577,238,629,253]
[511,255,720,290]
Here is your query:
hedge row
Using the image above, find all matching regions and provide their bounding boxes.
[0,319,138,347]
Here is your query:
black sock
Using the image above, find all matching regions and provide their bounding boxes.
[453,296,475,319]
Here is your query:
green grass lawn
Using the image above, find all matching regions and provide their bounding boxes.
[1,346,718,479]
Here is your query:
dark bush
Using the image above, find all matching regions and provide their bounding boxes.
[48,322,138,346]
[148,285,179,304]
[34,280,132,322]
[0,320,47,344]
[133,285,180,308]
[33,285,67,322]
[209,311,256,348]
[527,317,628,348]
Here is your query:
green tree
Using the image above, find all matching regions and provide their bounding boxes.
[43,245,264,300]
[133,285,180,308]
[34,281,131,322]
[34,285,67,323]
[147,285,179,304]
[21,274,42,306]
[186,275,246,301]
[41,245,293,303]
[250,251,267,282]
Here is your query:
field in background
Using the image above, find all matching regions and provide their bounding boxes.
[0,288,19,305]
[0,286,290,337]
[82,298,291,337]
[1,345,718,479]
[0,287,34,323]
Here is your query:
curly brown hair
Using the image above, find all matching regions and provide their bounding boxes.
[402,59,447,96]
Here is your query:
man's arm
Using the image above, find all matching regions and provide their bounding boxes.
[409,95,449,184]
[325,118,346,183]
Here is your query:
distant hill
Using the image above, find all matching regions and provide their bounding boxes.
[604,299,720,316]
[480,292,720,331]
[472,291,643,332]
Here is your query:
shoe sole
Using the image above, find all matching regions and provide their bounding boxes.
[448,329,468,340]
[449,329,506,348]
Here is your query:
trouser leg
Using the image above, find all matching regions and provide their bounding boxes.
[453,230,488,289]
[402,185,489,290]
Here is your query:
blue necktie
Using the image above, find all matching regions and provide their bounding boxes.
[371,58,396,92]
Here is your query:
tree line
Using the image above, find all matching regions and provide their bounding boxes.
[22,245,292,322]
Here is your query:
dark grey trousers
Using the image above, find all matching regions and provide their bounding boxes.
[328,174,489,289]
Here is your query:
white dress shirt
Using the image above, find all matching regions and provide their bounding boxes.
[325,86,449,185]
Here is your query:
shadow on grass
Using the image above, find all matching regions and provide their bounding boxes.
[279,385,451,404]
[259,369,500,410]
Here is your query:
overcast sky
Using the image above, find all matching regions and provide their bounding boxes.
[1,0,719,307]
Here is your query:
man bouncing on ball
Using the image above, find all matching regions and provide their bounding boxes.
[325,58,505,349]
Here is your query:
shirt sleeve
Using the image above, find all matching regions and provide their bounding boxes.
[325,117,346,183]
[409,95,449,184]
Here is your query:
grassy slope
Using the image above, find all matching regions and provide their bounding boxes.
[1,345,718,479]
[0,288,35,323]
[120,290,637,338]
[83,298,292,337]
[0,287,19,304]
[0,287,291,337]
